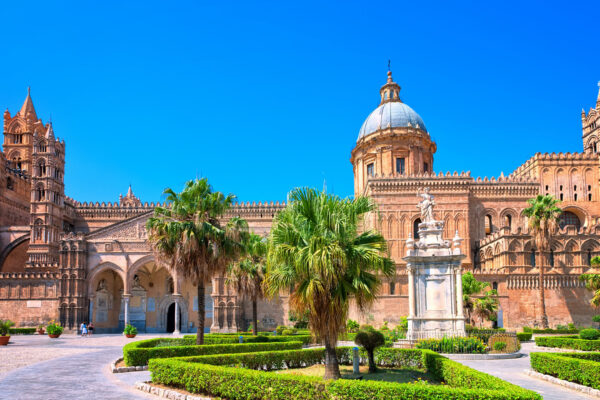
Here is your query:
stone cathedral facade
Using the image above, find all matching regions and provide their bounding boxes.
[1,75,600,333]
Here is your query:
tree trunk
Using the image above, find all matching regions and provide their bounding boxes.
[539,251,549,329]
[368,349,377,373]
[323,341,341,380]
[252,298,258,336]
[196,282,205,345]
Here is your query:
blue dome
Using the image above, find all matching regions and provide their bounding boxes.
[358,102,427,140]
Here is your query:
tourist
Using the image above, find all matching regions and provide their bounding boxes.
[80,322,88,337]
[88,322,94,335]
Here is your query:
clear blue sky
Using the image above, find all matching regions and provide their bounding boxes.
[1,1,598,203]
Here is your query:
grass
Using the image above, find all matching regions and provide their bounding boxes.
[276,364,441,384]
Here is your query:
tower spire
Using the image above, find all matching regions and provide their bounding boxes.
[18,87,37,120]
[596,81,600,108]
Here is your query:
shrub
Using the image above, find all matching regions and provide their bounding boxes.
[123,339,302,366]
[493,342,507,352]
[46,321,64,336]
[415,337,486,354]
[123,324,138,335]
[346,319,360,333]
[517,332,532,341]
[593,315,600,324]
[276,325,286,335]
[354,327,385,372]
[522,326,532,333]
[0,320,14,336]
[488,334,519,353]
[535,335,600,351]
[530,328,579,334]
[466,328,506,343]
[531,352,600,390]
[579,328,600,340]
[183,334,313,345]
[149,347,541,400]
[281,327,298,336]
[8,327,36,335]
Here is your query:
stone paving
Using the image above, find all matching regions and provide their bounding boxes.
[0,334,596,399]
[458,341,596,400]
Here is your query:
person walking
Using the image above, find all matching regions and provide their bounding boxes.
[80,322,88,337]
[88,322,94,335]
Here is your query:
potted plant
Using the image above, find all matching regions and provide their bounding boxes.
[0,319,14,345]
[37,324,45,335]
[46,321,64,338]
[124,324,137,338]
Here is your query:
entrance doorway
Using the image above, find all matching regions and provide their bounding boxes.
[167,303,182,333]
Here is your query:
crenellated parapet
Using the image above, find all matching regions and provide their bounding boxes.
[226,201,286,219]
[511,151,599,178]
[0,271,60,280]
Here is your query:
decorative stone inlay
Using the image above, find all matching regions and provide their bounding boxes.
[525,369,600,398]
[136,381,211,400]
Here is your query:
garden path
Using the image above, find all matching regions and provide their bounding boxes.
[457,341,595,400]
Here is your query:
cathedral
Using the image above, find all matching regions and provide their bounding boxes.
[1,73,600,333]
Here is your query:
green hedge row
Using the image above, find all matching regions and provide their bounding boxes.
[535,335,600,351]
[517,332,532,341]
[184,334,313,345]
[149,347,541,400]
[8,328,36,335]
[528,328,579,334]
[531,352,600,389]
[123,338,302,366]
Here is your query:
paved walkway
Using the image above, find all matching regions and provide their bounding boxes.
[0,333,160,400]
[0,335,596,399]
[457,342,596,400]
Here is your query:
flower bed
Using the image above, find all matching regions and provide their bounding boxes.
[123,338,302,366]
[535,335,600,351]
[414,337,487,354]
[149,347,541,400]
[530,352,600,389]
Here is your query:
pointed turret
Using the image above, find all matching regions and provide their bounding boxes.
[582,108,587,121]
[379,69,402,104]
[127,185,133,197]
[45,122,55,140]
[596,81,600,108]
[18,87,37,120]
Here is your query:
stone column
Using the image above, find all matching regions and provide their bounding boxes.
[123,295,131,328]
[455,265,464,317]
[173,298,181,335]
[407,265,415,318]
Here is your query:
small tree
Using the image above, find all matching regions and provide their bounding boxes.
[580,273,600,308]
[354,327,385,373]
[462,272,498,326]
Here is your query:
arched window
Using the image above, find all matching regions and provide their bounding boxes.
[485,215,493,235]
[559,211,581,230]
[413,218,421,240]
[39,141,47,153]
[492,282,498,291]
[504,214,512,229]
[38,160,46,177]
[34,219,44,242]
[36,185,45,201]
[550,249,555,267]
[6,177,14,190]
[390,281,395,295]
[530,249,536,266]
[167,277,174,294]
[594,142,598,153]
[588,249,593,266]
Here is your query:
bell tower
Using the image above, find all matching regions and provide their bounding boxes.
[27,122,66,266]
[582,82,600,154]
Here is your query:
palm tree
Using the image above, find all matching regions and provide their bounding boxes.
[264,188,394,380]
[462,272,498,326]
[580,271,600,308]
[523,194,562,329]
[146,178,247,344]
[226,232,267,336]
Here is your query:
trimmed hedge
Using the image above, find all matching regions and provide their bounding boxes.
[149,347,541,400]
[517,332,532,341]
[415,337,486,354]
[124,338,302,366]
[531,352,600,389]
[8,328,36,335]
[535,335,600,351]
[530,328,579,334]
[183,334,313,345]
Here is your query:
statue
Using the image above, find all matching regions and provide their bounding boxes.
[417,187,435,223]
[97,279,107,291]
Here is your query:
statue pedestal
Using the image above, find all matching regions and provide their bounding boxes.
[403,220,466,341]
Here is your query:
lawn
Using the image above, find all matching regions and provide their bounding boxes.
[276,364,441,384]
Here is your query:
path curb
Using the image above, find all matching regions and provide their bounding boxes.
[136,381,211,400]
[110,357,148,373]
[524,369,600,398]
